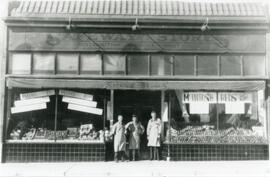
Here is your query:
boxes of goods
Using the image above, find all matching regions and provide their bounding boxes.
[167,126,268,144]
[34,128,47,139]
[67,127,79,139]
[46,130,68,140]
[22,128,36,140]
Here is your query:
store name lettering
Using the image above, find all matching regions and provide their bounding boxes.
[183,92,252,103]
[218,94,238,102]
[183,92,216,103]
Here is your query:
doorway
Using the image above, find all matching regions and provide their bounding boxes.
[114,90,161,160]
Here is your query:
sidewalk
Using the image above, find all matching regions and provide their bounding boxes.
[1,160,270,177]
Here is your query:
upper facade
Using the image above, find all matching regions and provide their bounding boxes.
[5,0,269,27]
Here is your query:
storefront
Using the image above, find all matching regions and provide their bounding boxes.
[1,0,270,162]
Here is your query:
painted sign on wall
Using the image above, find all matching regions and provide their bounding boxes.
[9,31,266,53]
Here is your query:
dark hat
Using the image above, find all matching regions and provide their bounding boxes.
[132,114,137,117]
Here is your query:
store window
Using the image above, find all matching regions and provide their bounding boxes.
[128,55,149,75]
[220,55,241,76]
[9,53,31,74]
[33,53,55,74]
[7,89,107,143]
[174,55,195,75]
[197,55,218,75]
[166,90,267,144]
[80,54,102,75]
[7,89,56,141]
[104,54,125,75]
[57,89,107,142]
[57,54,79,74]
[243,55,265,76]
[151,55,172,75]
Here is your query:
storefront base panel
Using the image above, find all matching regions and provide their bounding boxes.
[3,143,105,162]
[162,143,269,161]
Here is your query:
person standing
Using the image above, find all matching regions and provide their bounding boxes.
[147,111,162,160]
[125,114,145,161]
[111,115,127,162]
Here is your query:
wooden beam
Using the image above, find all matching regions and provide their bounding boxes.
[110,90,114,121]
[160,90,165,140]
[54,90,58,142]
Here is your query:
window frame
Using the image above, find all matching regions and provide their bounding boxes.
[7,52,267,78]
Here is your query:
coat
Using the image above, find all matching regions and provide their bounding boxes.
[112,122,126,152]
[147,118,162,147]
[125,122,145,149]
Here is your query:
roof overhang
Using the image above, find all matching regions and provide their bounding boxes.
[4,16,270,31]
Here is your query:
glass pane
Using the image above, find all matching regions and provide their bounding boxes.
[166,90,267,144]
[243,55,265,76]
[33,53,55,74]
[218,91,267,143]
[7,89,56,142]
[128,55,149,75]
[104,54,125,75]
[220,55,241,76]
[9,53,31,74]
[151,55,172,75]
[197,55,218,75]
[57,89,107,142]
[80,54,102,75]
[174,55,194,75]
[57,54,78,74]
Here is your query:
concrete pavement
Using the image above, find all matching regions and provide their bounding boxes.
[0,160,270,177]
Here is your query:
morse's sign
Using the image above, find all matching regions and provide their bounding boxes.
[9,31,265,53]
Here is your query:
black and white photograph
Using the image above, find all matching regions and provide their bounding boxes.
[0,0,269,176]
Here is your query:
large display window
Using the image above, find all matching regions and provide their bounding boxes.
[6,88,108,143]
[166,90,268,144]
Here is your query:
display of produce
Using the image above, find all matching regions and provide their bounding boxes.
[22,128,36,140]
[79,124,101,141]
[9,123,104,142]
[10,129,21,140]
[166,126,268,144]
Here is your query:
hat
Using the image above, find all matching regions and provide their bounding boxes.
[132,114,137,117]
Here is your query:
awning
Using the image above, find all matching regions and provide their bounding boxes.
[6,78,265,91]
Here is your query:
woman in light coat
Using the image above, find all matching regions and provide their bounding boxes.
[125,114,145,161]
[147,111,162,160]
[111,115,127,162]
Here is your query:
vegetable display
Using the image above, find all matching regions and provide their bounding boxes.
[167,126,267,144]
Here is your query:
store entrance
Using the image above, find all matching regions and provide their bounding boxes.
[114,90,161,160]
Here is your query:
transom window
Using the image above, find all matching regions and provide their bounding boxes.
[8,52,266,77]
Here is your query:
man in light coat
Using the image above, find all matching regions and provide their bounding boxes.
[147,111,162,160]
[111,115,128,162]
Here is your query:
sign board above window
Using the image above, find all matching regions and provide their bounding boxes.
[9,31,266,53]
